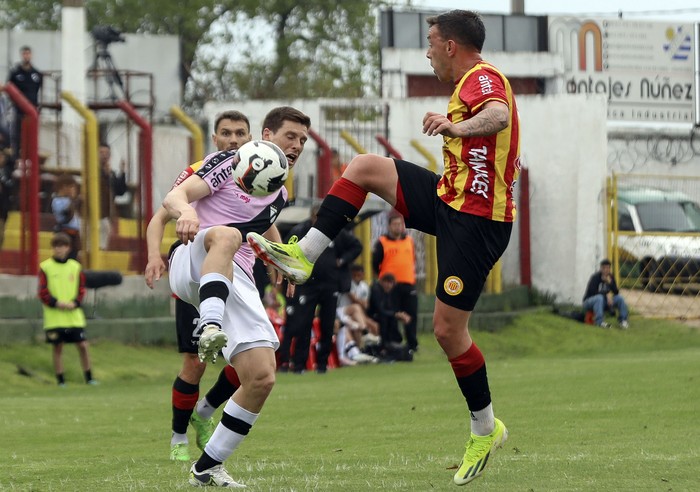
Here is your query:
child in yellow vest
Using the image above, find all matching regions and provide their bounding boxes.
[38,232,97,386]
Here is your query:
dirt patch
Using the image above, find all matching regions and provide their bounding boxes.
[621,288,700,325]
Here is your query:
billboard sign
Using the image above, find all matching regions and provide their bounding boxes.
[549,17,696,125]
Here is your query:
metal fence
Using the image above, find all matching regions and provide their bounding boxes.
[609,174,700,320]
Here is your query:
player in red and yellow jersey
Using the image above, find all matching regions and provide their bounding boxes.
[247,10,516,487]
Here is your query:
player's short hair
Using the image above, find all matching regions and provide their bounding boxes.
[20,45,32,53]
[350,264,364,273]
[214,110,250,133]
[51,232,72,247]
[99,142,110,149]
[600,258,611,267]
[262,106,311,133]
[426,10,485,52]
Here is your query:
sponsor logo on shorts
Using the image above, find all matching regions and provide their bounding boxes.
[444,276,463,296]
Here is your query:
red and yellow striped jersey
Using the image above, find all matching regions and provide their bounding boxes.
[437,61,521,222]
[170,160,204,189]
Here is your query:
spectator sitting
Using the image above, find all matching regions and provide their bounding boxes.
[336,263,379,348]
[51,174,81,261]
[582,258,630,329]
[367,272,413,361]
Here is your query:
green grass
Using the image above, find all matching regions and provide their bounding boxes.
[1,311,698,491]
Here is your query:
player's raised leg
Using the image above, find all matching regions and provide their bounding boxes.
[247,154,397,283]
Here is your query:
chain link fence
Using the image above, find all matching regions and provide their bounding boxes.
[609,174,700,320]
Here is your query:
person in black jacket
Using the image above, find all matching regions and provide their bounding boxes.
[7,46,42,158]
[582,258,629,329]
[367,272,409,349]
[279,203,362,373]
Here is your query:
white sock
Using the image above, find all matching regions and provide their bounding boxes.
[204,400,259,463]
[470,403,495,436]
[195,397,216,420]
[298,228,332,263]
[171,432,187,446]
[198,273,231,328]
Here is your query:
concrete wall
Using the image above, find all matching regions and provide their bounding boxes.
[0,272,172,301]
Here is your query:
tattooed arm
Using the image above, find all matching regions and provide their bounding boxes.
[422,101,509,138]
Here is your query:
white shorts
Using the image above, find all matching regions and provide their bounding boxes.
[168,227,279,360]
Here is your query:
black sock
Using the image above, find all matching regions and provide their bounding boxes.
[195,451,221,472]
[56,373,65,385]
[172,377,199,434]
[205,367,239,408]
[314,195,361,240]
[84,370,93,383]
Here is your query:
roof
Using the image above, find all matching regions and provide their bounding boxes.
[617,187,693,205]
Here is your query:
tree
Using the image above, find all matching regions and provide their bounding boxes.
[188,0,386,106]
[1,0,394,108]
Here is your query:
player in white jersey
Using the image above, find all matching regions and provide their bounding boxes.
[149,106,310,487]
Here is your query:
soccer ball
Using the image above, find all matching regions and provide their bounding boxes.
[231,140,289,197]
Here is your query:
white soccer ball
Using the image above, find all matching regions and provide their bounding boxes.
[231,140,289,197]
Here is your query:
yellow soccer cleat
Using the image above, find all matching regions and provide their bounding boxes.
[453,418,508,486]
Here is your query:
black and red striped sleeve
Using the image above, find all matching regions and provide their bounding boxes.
[74,270,87,306]
[38,268,57,307]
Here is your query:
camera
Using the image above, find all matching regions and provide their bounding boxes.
[91,25,126,45]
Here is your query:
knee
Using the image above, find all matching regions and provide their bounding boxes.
[205,226,241,255]
[248,369,276,397]
[181,354,206,381]
[433,318,451,348]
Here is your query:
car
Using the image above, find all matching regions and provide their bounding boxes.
[614,186,700,291]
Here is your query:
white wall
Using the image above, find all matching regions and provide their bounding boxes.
[518,94,608,303]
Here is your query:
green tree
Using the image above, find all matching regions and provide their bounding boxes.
[188,0,385,106]
[1,0,394,107]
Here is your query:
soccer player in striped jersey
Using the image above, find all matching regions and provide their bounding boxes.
[146,110,252,463]
[147,106,310,487]
[247,10,519,486]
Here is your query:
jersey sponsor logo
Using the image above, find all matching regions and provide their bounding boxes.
[210,164,233,188]
[269,204,279,223]
[468,146,490,199]
[478,74,494,95]
[444,276,464,296]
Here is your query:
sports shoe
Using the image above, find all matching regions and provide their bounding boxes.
[189,463,245,488]
[620,320,629,330]
[598,322,611,329]
[351,352,380,364]
[246,233,313,285]
[453,418,508,486]
[169,442,190,462]
[190,412,215,451]
[198,325,228,363]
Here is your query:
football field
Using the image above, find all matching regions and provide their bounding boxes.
[1,311,698,491]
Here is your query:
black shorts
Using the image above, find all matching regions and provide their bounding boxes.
[45,328,87,345]
[394,159,512,311]
[175,297,201,353]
